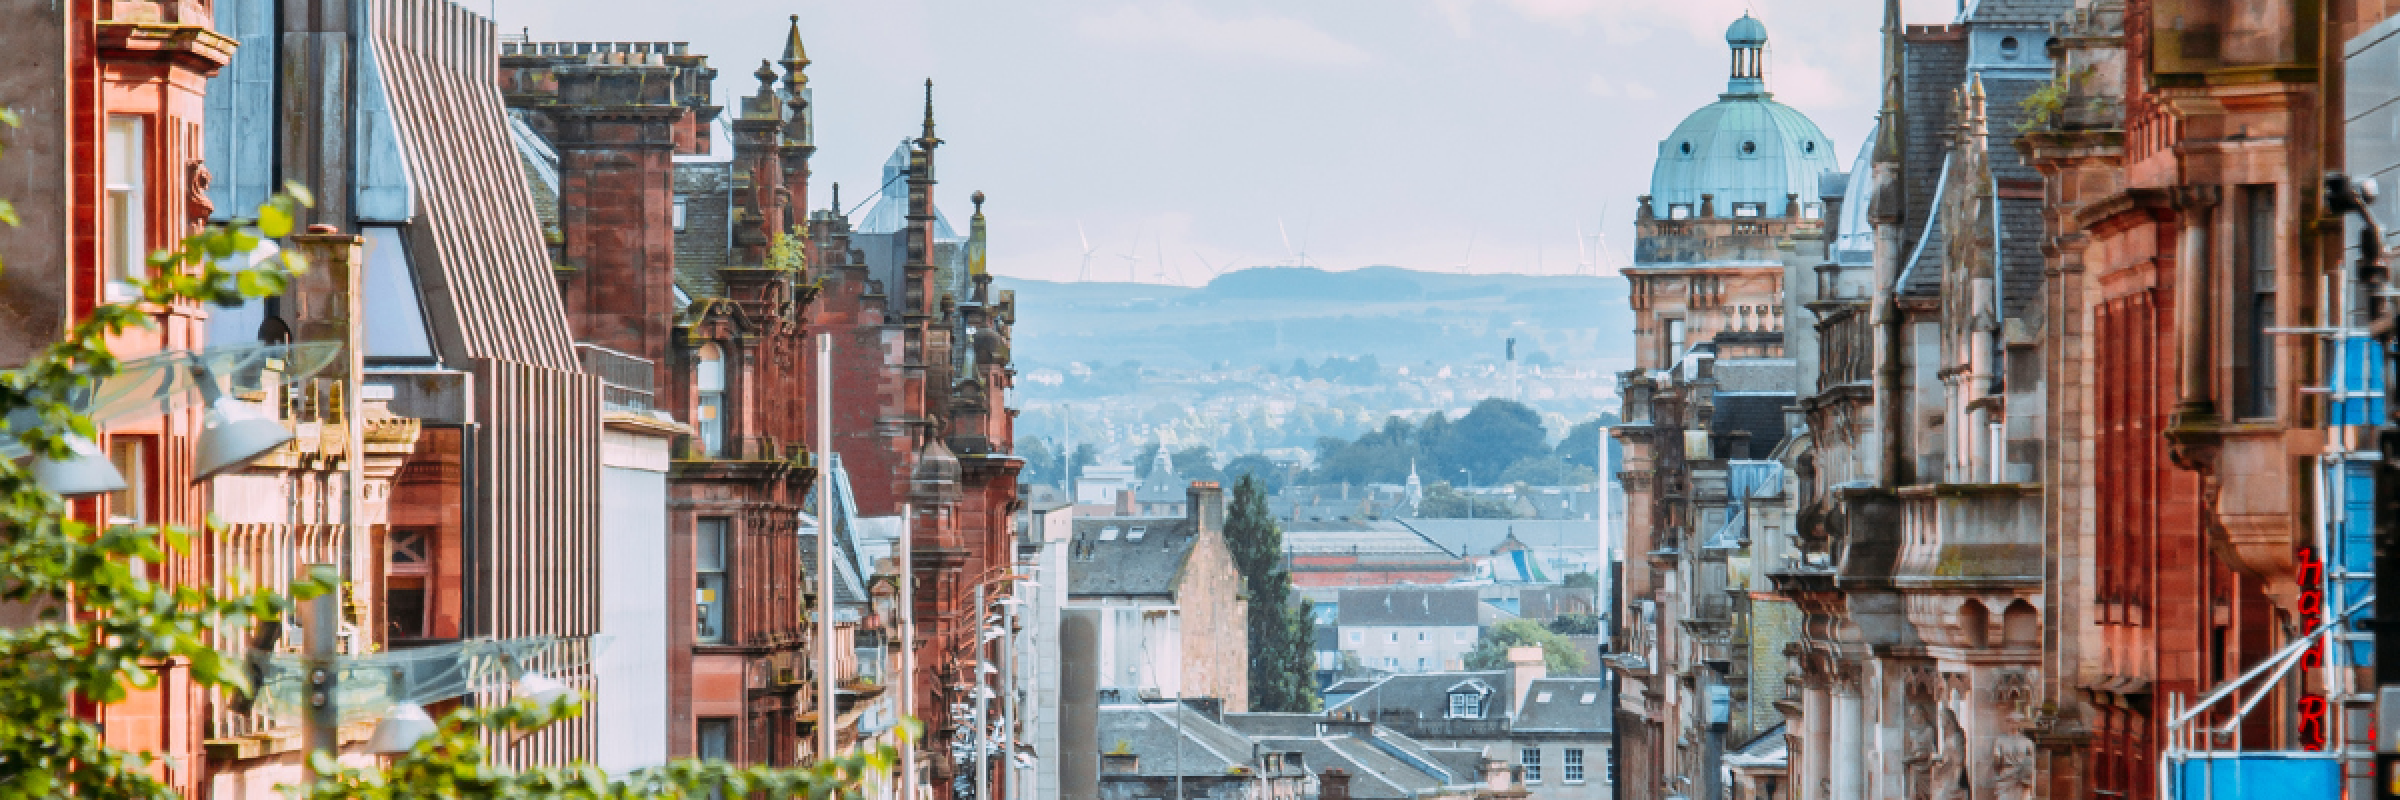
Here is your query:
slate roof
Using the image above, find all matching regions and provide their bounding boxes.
[1336,588,1484,627]
[1962,0,2072,24]
[1980,75,2052,319]
[1276,737,1450,799]
[1726,722,1789,768]
[1095,703,1255,777]
[1067,516,1198,597]
[1901,30,1969,267]
[1712,393,1793,459]
[672,162,734,298]
[1328,671,1516,723]
[1510,678,1612,732]
[800,454,871,608]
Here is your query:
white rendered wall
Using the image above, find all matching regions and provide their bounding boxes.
[597,427,671,771]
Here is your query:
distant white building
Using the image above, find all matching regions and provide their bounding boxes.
[1074,463,1138,505]
[1334,587,1495,673]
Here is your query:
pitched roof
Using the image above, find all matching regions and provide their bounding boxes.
[1510,677,1611,732]
[1095,702,1255,777]
[1068,516,1199,597]
[1327,670,1516,723]
[1336,588,1484,627]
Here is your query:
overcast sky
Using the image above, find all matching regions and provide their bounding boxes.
[493,0,1960,285]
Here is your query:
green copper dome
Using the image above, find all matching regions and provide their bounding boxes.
[1647,15,1839,219]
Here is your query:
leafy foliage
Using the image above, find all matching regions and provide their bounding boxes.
[1414,481,1524,519]
[1546,612,1602,636]
[1463,619,1589,673]
[1225,475,1319,712]
[1560,571,1599,590]
[295,694,905,800]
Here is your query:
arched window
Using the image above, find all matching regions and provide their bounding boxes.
[2000,36,2021,60]
[697,343,726,456]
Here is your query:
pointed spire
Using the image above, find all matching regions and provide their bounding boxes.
[1875,0,1904,163]
[917,79,942,149]
[780,14,811,71]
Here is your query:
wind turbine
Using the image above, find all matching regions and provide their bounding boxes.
[1591,204,1617,276]
[1077,222,1098,281]
[1192,249,1228,278]
[1117,229,1145,283]
[1278,219,1298,267]
[1454,228,1478,274]
[1575,221,1594,277]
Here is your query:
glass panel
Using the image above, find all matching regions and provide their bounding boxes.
[105,118,145,301]
[696,518,729,643]
[697,717,732,759]
[106,437,146,526]
[361,226,438,361]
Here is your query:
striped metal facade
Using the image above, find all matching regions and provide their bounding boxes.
[366,0,603,764]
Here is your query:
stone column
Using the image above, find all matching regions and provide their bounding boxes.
[2172,186,2220,416]
[1831,676,1864,800]
[1802,684,1831,800]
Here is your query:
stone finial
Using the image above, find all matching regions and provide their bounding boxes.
[754,59,777,93]
[972,191,985,213]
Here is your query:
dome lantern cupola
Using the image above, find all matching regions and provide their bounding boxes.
[1725,13,1769,96]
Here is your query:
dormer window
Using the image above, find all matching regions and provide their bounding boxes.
[1668,204,1694,220]
[1127,526,1146,541]
[2000,36,2021,60]
[1449,692,1482,718]
[1679,141,1693,156]
[1100,526,1120,541]
[1731,202,1766,218]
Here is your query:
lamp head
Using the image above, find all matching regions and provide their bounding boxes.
[190,367,291,482]
[366,703,438,754]
[26,432,128,497]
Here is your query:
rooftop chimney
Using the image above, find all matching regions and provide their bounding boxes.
[1190,481,1225,535]
[1508,646,1547,714]
[1320,768,1353,800]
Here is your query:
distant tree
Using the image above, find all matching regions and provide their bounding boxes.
[1555,413,1622,473]
[1464,619,1589,672]
[1437,398,1551,481]
[1016,437,1062,489]
[1223,453,1293,495]
[1311,415,1422,486]
[1069,443,1100,481]
[1498,455,1599,487]
[1226,475,1321,712]
[1547,612,1602,636]
[1414,481,1523,519]
[1134,441,1163,480]
[1561,571,1600,590]
[1172,445,1223,483]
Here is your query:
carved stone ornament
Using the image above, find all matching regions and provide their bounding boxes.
[187,161,214,221]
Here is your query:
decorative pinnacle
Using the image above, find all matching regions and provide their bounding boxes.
[781,14,811,71]
[917,79,941,147]
[972,191,985,214]
[753,60,777,92]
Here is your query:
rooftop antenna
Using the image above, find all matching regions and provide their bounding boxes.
[1077,222,1099,281]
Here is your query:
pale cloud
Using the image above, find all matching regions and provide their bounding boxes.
[1075,2,1372,67]
[1586,74,1617,96]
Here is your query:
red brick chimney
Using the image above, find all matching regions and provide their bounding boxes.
[1320,768,1352,800]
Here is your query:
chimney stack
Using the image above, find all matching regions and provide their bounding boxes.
[1116,487,1136,517]
[1189,481,1225,534]
[1320,768,1353,800]
[1508,646,1546,714]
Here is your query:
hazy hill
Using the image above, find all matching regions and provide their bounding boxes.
[997,266,1635,374]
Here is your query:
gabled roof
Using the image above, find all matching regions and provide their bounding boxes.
[1068,516,1199,597]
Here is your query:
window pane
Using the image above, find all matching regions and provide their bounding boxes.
[104,118,145,297]
[697,519,728,570]
[387,577,426,639]
[106,437,145,525]
[697,717,733,760]
[697,518,729,643]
